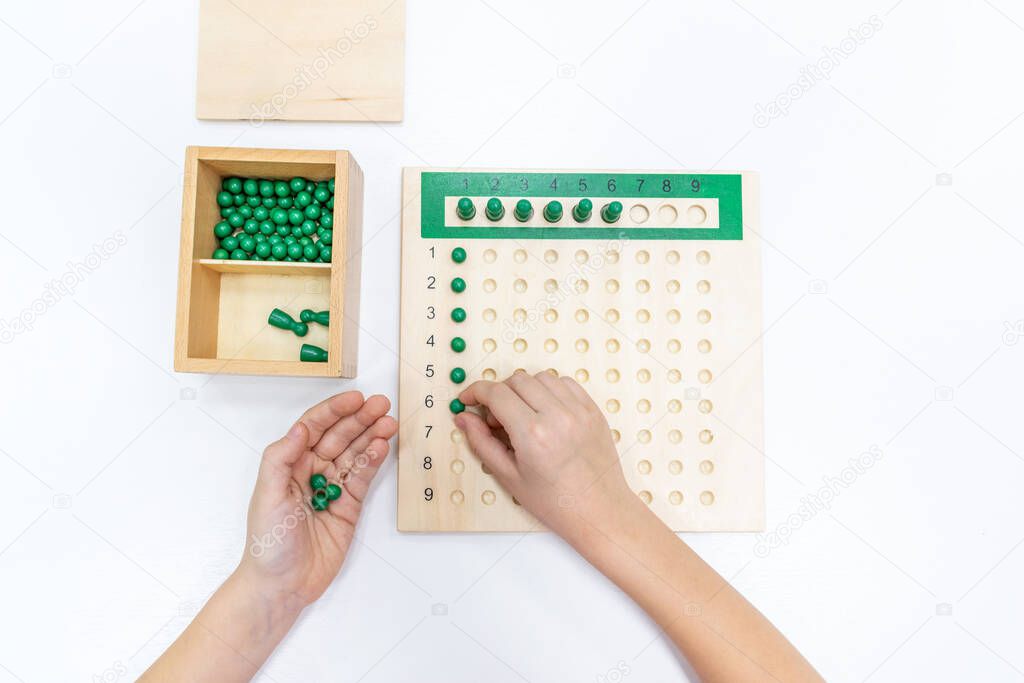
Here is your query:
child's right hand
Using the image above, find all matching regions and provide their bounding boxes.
[454,371,644,542]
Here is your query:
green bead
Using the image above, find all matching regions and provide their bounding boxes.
[243,219,259,235]
[310,473,328,489]
[236,205,253,219]
[320,213,333,229]
[233,194,245,207]
[292,226,305,239]
[262,197,277,208]
[253,206,269,221]
[228,213,245,228]
[271,243,287,260]
[450,337,466,353]
[221,235,239,251]
[284,235,297,244]
[259,221,275,236]
[311,490,329,511]
[243,179,259,196]
[216,191,234,207]
[223,177,243,194]
[601,201,623,223]
[255,242,271,259]
[288,209,304,226]
[276,224,291,237]
[314,186,330,203]
[220,207,235,218]
[239,235,256,253]
[303,244,318,260]
[328,178,335,193]
[514,199,533,222]
[327,197,334,210]
[320,230,333,245]
[450,367,466,383]
[543,200,563,223]
[259,180,274,198]
[300,343,328,362]
[230,249,248,260]
[485,197,504,221]
[290,177,306,193]
[278,197,293,209]
[254,233,266,243]
[450,277,466,293]
[301,220,317,236]
[271,208,288,225]
[287,243,303,260]
[214,221,232,238]
[212,248,229,259]
[325,483,342,500]
[456,197,476,220]
[573,198,593,222]
[451,247,467,263]
[304,204,321,220]
[451,307,466,323]
[320,245,332,261]
[305,181,315,193]
[246,195,261,208]
[268,308,308,337]
[300,309,329,326]
[449,398,466,414]
[274,181,290,198]
[250,254,263,261]
[295,191,312,208]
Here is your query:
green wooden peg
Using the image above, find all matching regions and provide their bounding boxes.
[300,309,329,326]
[300,344,328,362]
[268,308,308,337]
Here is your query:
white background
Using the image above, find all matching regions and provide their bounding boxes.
[1,1,1023,681]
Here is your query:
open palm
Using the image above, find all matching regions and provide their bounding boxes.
[238,392,397,607]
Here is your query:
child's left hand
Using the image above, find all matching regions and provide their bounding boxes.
[237,391,397,609]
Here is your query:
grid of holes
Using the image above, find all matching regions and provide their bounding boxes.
[446,246,718,509]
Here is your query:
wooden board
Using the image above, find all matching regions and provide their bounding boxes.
[397,168,765,532]
[196,0,405,122]
[174,146,363,377]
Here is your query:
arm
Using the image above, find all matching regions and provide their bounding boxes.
[455,372,821,683]
[141,392,398,682]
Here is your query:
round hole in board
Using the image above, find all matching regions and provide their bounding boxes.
[698,369,712,384]
[668,429,682,444]
[637,368,651,383]
[513,279,527,293]
[668,490,684,506]
[667,309,681,324]
[575,249,589,264]
[606,368,620,383]
[666,249,680,264]
[483,308,497,322]
[610,429,621,443]
[575,279,589,294]
[636,250,650,264]
[667,369,682,383]
[699,399,713,414]
[575,309,589,323]
[636,280,650,294]
[667,339,681,353]
[481,490,497,505]
[483,249,497,263]
[606,250,620,264]
[483,338,497,353]
[698,339,712,353]
[544,338,558,353]
[666,280,680,294]
[699,429,714,444]
[659,204,679,225]
[575,338,589,353]
[700,490,715,506]
[687,204,708,225]
[637,459,652,474]
[637,399,651,413]
[482,368,497,380]
[543,279,558,293]
[696,250,711,265]
[544,308,558,323]
[545,368,558,377]
[513,308,527,322]
[605,308,620,323]
[450,458,465,473]
[606,399,620,413]
[698,309,712,324]
[483,278,497,293]
[514,249,527,263]
[513,339,528,353]
[700,459,715,474]
[451,430,464,443]
[606,339,620,353]
[605,279,620,294]
[667,399,682,413]
[637,339,651,353]
[482,462,492,475]
[450,490,465,504]
[514,367,526,374]
[668,459,683,475]
[637,430,651,444]
[697,280,711,294]
[639,490,653,505]
[544,249,558,264]
[575,368,589,383]
[629,204,650,223]
[636,309,651,323]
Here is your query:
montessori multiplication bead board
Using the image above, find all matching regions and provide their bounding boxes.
[398,168,764,532]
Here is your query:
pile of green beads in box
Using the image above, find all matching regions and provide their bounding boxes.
[211,176,336,263]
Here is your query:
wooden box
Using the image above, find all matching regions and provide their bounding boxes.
[174,146,362,377]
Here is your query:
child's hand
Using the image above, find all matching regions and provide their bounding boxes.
[237,392,397,609]
[454,371,640,541]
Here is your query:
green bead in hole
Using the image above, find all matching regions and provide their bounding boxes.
[450,337,466,353]
[451,307,467,323]
[450,277,466,293]
[450,367,466,384]
[456,197,475,220]
[451,247,467,263]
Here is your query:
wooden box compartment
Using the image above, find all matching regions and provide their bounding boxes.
[174,147,362,377]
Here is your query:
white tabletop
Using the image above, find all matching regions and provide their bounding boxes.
[1,1,1022,681]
